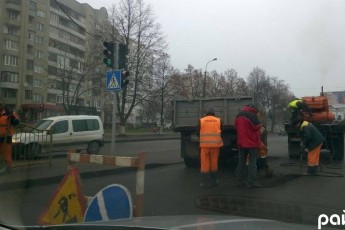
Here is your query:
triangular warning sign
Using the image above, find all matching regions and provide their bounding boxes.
[108,73,120,89]
[37,166,86,225]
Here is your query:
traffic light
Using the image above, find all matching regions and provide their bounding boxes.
[103,41,114,68]
[118,43,127,69]
[121,70,130,87]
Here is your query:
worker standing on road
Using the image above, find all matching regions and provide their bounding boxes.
[234,104,262,188]
[288,98,312,122]
[0,100,20,174]
[291,118,325,175]
[199,107,223,188]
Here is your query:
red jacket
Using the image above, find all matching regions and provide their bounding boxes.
[234,106,262,148]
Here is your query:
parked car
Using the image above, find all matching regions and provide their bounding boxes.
[12,115,104,158]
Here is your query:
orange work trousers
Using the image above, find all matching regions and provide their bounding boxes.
[200,147,219,173]
[0,142,12,166]
[308,143,322,166]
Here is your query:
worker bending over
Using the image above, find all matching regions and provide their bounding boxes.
[292,118,325,175]
[198,107,223,188]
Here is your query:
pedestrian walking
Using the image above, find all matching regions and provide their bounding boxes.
[234,104,262,188]
[198,107,223,188]
[291,118,325,175]
[0,100,20,174]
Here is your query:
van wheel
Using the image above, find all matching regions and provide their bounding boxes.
[87,141,100,154]
[25,143,41,159]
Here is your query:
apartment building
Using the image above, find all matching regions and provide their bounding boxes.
[0,0,108,123]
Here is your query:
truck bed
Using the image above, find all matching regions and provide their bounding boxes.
[172,97,253,130]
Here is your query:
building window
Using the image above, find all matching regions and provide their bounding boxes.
[35,50,44,59]
[33,93,42,102]
[48,65,57,75]
[34,65,44,73]
[3,88,17,98]
[48,53,57,62]
[4,55,18,66]
[26,75,33,85]
[29,1,36,11]
[3,25,19,35]
[5,40,19,51]
[93,101,100,108]
[56,95,63,103]
[25,90,33,100]
[37,10,45,18]
[36,22,44,31]
[1,72,18,83]
[33,79,42,87]
[8,11,19,20]
[47,93,56,103]
[50,12,59,24]
[27,59,34,70]
[35,36,44,45]
[29,31,35,41]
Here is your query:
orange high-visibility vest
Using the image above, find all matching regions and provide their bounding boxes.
[0,113,14,137]
[199,116,223,148]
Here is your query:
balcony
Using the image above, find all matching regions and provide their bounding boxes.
[0,82,19,89]
[6,0,21,11]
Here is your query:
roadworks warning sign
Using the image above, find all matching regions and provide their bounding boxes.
[37,166,86,225]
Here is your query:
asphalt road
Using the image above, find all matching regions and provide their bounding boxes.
[1,134,345,228]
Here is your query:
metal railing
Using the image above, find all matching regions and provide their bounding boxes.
[1,123,52,168]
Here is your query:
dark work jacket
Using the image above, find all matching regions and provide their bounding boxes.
[300,121,325,150]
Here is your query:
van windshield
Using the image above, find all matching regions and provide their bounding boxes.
[34,120,53,130]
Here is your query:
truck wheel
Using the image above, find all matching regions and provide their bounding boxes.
[184,157,199,168]
[288,142,300,159]
[25,143,42,159]
[87,141,100,154]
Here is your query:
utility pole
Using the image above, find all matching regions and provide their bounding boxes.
[202,58,217,98]
[111,20,118,155]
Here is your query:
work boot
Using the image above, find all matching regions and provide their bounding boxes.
[210,171,219,187]
[200,173,211,188]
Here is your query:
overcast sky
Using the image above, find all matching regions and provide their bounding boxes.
[78,0,345,97]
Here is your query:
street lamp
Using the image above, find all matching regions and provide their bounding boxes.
[203,58,217,98]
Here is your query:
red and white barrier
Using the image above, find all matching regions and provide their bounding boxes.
[67,150,145,217]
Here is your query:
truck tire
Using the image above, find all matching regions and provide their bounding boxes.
[184,157,200,168]
[329,142,344,161]
[288,142,300,159]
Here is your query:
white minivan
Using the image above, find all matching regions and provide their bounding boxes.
[12,115,104,158]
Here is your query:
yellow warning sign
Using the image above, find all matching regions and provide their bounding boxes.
[37,166,86,225]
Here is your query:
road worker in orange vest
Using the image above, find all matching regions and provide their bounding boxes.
[198,107,223,188]
[0,100,20,174]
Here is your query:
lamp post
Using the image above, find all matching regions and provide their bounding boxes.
[203,58,217,98]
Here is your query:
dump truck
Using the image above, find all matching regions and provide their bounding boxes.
[284,95,345,160]
[172,97,254,167]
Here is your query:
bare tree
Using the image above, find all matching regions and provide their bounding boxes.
[247,67,271,108]
[217,69,249,97]
[170,65,203,100]
[151,53,176,133]
[109,0,167,133]
[54,49,98,115]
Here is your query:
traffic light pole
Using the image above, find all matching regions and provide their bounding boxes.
[111,42,119,155]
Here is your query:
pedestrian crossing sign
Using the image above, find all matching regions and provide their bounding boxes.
[106,70,121,91]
